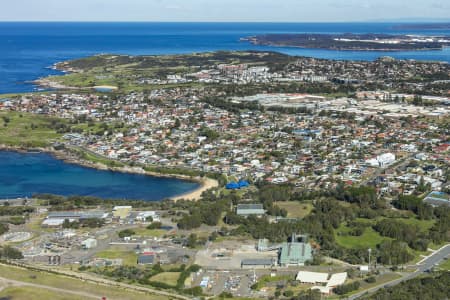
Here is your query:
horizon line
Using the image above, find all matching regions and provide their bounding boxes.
[0,20,449,24]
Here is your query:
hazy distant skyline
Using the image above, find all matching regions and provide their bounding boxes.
[0,0,449,22]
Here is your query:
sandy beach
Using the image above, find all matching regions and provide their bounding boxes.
[93,85,118,90]
[171,177,218,201]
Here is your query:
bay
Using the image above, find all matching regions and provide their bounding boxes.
[0,151,200,201]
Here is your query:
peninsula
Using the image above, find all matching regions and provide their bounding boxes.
[242,33,450,51]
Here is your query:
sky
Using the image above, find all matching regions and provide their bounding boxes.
[0,0,449,22]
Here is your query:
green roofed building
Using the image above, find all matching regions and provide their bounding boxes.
[279,234,312,266]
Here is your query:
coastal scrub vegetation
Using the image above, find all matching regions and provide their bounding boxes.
[0,245,24,260]
[362,271,450,300]
[0,206,35,216]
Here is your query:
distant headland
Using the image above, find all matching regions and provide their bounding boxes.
[242,33,450,51]
[391,23,450,30]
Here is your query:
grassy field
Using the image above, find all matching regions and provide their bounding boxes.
[149,272,181,286]
[275,201,313,219]
[0,286,86,300]
[395,218,435,232]
[335,224,389,249]
[252,274,291,290]
[95,247,138,266]
[0,264,168,300]
[133,227,168,238]
[342,273,402,297]
[0,112,64,147]
[439,258,450,270]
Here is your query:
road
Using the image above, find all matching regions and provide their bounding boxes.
[349,244,450,300]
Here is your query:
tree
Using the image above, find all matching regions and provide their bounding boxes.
[283,290,294,297]
[365,272,450,300]
[80,218,104,228]
[377,240,414,265]
[147,222,162,229]
[333,281,360,295]
[186,233,197,248]
[0,223,9,235]
[62,219,79,229]
[177,214,202,230]
[173,118,181,129]
[297,289,322,300]
[199,126,219,141]
[365,276,376,283]
[0,246,23,259]
[118,229,135,238]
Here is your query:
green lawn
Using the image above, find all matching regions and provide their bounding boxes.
[439,258,450,271]
[335,224,388,249]
[95,247,138,266]
[252,275,292,290]
[0,286,86,300]
[149,272,181,286]
[394,218,435,232]
[0,112,64,147]
[133,227,168,238]
[275,201,313,219]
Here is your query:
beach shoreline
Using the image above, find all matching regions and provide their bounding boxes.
[0,145,218,202]
[171,177,218,201]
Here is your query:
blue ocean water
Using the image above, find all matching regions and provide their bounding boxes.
[1,22,450,94]
[0,151,199,201]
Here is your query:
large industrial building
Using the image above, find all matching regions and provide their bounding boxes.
[278,234,312,266]
[42,211,109,227]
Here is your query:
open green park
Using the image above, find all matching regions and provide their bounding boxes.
[0,111,64,147]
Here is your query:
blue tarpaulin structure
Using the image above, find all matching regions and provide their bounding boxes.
[226,180,249,190]
[226,182,240,190]
[238,180,249,188]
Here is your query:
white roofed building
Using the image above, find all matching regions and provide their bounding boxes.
[366,153,396,167]
[297,271,348,296]
[326,272,347,288]
[296,271,328,284]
